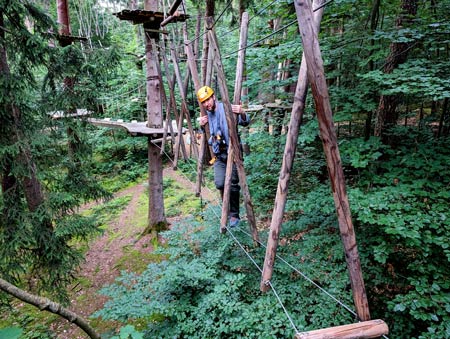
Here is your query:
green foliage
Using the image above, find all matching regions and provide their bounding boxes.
[163,177,201,218]
[0,0,120,303]
[340,131,450,338]
[94,207,355,338]
[0,327,22,339]
[110,325,143,339]
[360,59,450,101]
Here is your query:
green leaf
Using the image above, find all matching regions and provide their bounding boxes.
[0,327,23,339]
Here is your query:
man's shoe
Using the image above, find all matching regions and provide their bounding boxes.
[229,217,240,228]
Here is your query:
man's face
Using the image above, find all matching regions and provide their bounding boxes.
[201,95,216,112]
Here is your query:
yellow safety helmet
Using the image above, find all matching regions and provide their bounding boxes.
[197,86,214,103]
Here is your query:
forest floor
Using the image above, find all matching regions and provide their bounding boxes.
[51,167,217,339]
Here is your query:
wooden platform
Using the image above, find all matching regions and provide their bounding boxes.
[49,109,92,119]
[113,9,188,26]
[87,118,186,138]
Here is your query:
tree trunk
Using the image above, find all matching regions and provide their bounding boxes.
[437,97,449,137]
[57,0,71,35]
[374,0,418,140]
[143,0,166,234]
[201,0,214,84]
[364,0,381,140]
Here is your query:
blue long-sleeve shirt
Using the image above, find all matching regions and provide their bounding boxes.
[206,101,250,154]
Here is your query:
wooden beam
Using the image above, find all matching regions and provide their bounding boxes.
[260,0,324,292]
[168,0,183,16]
[294,0,370,321]
[295,319,389,339]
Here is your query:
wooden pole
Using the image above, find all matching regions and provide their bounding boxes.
[152,39,180,157]
[170,44,199,160]
[218,11,250,232]
[158,40,188,165]
[184,24,209,197]
[218,11,249,232]
[260,0,324,292]
[233,11,249,105]
[295,319,388,339]
[294,0,370,321]
[206,18,259,243]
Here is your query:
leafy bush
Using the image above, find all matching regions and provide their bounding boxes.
[94,206,355,338]
[343,131,450,339]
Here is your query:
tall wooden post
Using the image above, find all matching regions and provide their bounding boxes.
[294,0,370,321]
[206,18,259,244]
[184,24,210,197]
[219,12,251,233]
[144,0,166,233]
[260,0,324,292]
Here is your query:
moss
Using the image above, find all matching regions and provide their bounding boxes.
[115,247,166,274]
[163,177,202,217]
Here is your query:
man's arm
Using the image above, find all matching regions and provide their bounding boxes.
[232,104,250,127]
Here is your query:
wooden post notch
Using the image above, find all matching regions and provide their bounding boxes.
[295,319,388,339]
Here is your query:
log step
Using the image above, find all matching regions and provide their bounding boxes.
[295,319,388,339]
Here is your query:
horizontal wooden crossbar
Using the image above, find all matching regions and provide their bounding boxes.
[295,319,388,339]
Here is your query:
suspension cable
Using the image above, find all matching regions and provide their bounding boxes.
[234,227,358,318]
[225,226,300,334]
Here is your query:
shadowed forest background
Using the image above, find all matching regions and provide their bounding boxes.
[0,0,449,338]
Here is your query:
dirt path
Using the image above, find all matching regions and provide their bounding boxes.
[52,168,217,338]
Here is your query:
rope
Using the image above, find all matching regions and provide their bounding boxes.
[222,0,334,59]
[185,0,234,47]
[234,227,358,318]
[225,226,300,334]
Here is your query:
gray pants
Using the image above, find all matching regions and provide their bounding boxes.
[214,156,240,218]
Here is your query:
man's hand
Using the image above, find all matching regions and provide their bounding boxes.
[199,115,208,126]
[232,104,243,114]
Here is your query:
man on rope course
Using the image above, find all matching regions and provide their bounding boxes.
[197,85,249,228]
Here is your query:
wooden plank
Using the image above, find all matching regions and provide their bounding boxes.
[294,0,370,321]
[87,119,185,137]
[260,0,324,292]
[295,319,389,339]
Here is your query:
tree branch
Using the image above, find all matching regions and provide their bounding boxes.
[0,278,101,339]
